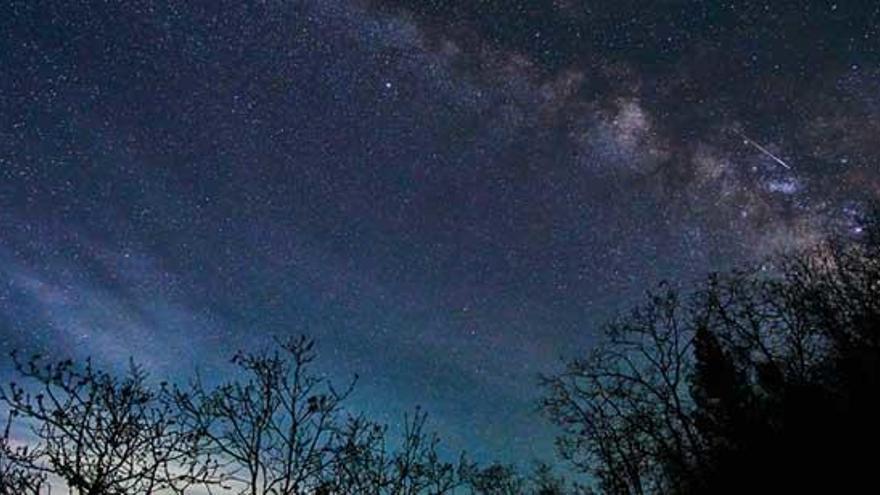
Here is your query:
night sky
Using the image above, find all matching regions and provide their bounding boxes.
[2,0,880,465]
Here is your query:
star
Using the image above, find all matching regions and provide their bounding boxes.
[2,0,879,472]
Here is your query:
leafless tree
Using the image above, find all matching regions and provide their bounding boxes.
[463,462,525,495]
[327,407,464,494]
[0,354,221,495]
[0,411,45,495]
[173,336,356,495]
[529,462,571,495]
[540,285,701,494]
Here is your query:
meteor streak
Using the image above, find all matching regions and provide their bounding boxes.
[736,131,792,169]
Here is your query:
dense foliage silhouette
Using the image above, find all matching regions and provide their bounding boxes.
[541,225,880,493]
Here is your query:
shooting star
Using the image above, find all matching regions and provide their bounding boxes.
[735,131,792,169]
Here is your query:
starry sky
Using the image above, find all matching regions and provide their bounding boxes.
[2,0,880,466]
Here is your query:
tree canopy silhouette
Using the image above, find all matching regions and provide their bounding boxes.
[0,354,220,495]
[1,337,574,494]
[3,222,879,494]
[541,233,880,493]
[1,411,45,495]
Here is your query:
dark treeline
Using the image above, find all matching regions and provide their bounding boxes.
[3,218,880,494]
[540,215,880,494]
[0,336,574,495]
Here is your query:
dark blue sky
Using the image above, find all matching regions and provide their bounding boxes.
[2,0,879,465]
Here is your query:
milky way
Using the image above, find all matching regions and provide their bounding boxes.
[2,0,879,464]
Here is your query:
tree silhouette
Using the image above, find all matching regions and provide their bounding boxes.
[7,229,877,495]
[542,232,880,493]
[464,463,525,495]
[4,335,570,495]
[326,408,465,494]
[529,462,571,495]
[687,240,880,493]
[540,286,700,494]
[0,412,45,495]
[0,354,220,495]
[172,336,483,495]
[172,336,355,494]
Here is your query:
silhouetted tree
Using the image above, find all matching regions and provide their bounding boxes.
[327,407,465,494]
[465,462,525,495]
[2,335,582,494]
[173,336,358,494]
[529,462,569,495]
[0,411,45,495]
[542,231,880,493]
[540,286,701,494]
[0,354,221,495]
[685,240,880,493]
